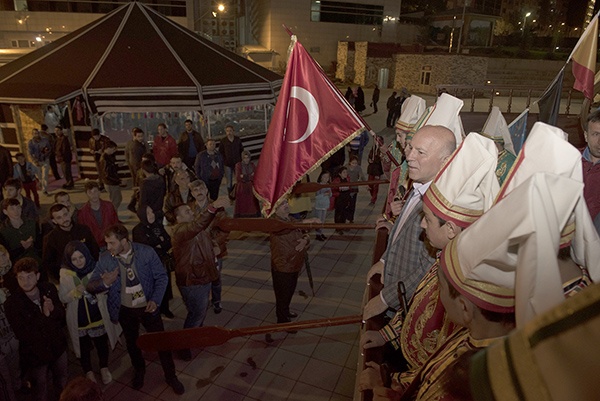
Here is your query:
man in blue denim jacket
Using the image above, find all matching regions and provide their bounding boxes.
[87,224,184,394]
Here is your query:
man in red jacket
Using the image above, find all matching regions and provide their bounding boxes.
[153,123,178,168]
[77,181,120,248]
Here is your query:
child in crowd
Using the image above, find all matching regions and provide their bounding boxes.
[331,166,351,235]
[59,241,121,385]
[346,156,365,224]
[314,171,332,241]
[13,152,40,208]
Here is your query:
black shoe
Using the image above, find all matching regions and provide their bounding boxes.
[287,311,298,318]
[127,204,137,213]
[177,349,192,361]
[213,303,222,314]
[162,310,175,319]
[132,369,145,390]
[166,377,185,395]
[316,234,324,241]
[321,234,327,240]
[286,329,298,334]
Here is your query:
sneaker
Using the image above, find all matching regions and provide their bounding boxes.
[86,371,97,383]
[100,367,112,384]
[213,303,222,314]
[166,377,185,395]
[132,368,145,390]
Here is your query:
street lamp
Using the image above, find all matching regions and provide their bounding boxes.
[522,12,532,37]
[194,4,226,38]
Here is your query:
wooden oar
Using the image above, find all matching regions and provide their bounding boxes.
[292,180,389,194]
[215,218,375,233]
[137,314,362,352]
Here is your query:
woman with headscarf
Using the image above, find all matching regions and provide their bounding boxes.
[355,86,366,113]
[344,87,355,109]
[132,206,174,319]
[59,241,121,385]
[234,150,260,217]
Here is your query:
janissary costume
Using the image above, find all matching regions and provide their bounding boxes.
[497,122,600,299]
[480,106,517,185]
[470,282,600,401]
[377,133,499,375]
[467,130,600,401]
[396,172,584,400]
[394,122,600,400]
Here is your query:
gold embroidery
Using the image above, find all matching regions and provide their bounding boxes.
[402,264,441,368]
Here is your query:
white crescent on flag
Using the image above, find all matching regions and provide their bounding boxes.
[288,86,320,144]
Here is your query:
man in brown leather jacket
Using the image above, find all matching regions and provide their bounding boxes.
[270,199,319,325]
[170,198,227,359]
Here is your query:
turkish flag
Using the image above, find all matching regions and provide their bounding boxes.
[254,37,369,216]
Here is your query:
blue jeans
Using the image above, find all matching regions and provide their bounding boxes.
[179,283,212,328]
[314,209,327,235]
[224,165,234,192]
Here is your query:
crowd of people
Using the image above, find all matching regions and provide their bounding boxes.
[0,120,272,400]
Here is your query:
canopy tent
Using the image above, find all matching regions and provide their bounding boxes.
[0,1,282,114]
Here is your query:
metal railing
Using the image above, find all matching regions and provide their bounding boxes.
[436,84,583,116]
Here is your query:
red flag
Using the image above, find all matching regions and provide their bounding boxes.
[253,37,369,216]
[570,13,598,99]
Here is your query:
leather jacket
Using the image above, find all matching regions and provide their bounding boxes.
[171,208,219,287]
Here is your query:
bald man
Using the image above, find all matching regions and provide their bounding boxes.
[364,125,456,320]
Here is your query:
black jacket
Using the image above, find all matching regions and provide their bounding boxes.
[4,281,67,368]
[100,153,121,186]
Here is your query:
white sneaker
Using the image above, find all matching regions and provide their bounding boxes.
[100,367,113,384]
[86,371,97,383]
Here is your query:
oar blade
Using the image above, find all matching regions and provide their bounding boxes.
[137,326,236,352]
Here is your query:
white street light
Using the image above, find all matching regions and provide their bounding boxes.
[522,12,532,36]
